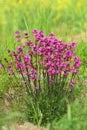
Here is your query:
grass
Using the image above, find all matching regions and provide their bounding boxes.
[48,98,87,130]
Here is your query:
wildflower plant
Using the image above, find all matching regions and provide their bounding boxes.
[0,30,81,125]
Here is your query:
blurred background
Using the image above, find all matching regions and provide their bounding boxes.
[0,0,87,37]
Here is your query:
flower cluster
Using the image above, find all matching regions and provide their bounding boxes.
[1,30,81,93]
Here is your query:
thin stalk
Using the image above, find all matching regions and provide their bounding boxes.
[20,70,30,95]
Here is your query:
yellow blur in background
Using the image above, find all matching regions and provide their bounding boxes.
[0,0,87,35]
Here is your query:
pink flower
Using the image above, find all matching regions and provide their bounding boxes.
[49,32,55,37]
[30,68,37,75]
[34,86,39,91]
[30,76,36,82]
[16,46,23,53]
[14,31,22,42]
[15,31,20,35]
[8,65,12,71]
[0,64,3,68]
[16,62,23,70]
[70,80,75,87]
[49,79,54,85]
[24,31,28,35]
[23,55,31,63]
[74,56,81,68]
[66,50,73,58]
[71,68,78,74]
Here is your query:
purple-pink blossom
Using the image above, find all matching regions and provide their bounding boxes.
[0,64,3,68]
[70,80,75,87]
[2,29,81,92]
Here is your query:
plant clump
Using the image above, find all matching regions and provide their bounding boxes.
[0,30,81,125]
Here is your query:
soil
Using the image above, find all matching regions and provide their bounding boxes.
[2,122,46,130]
